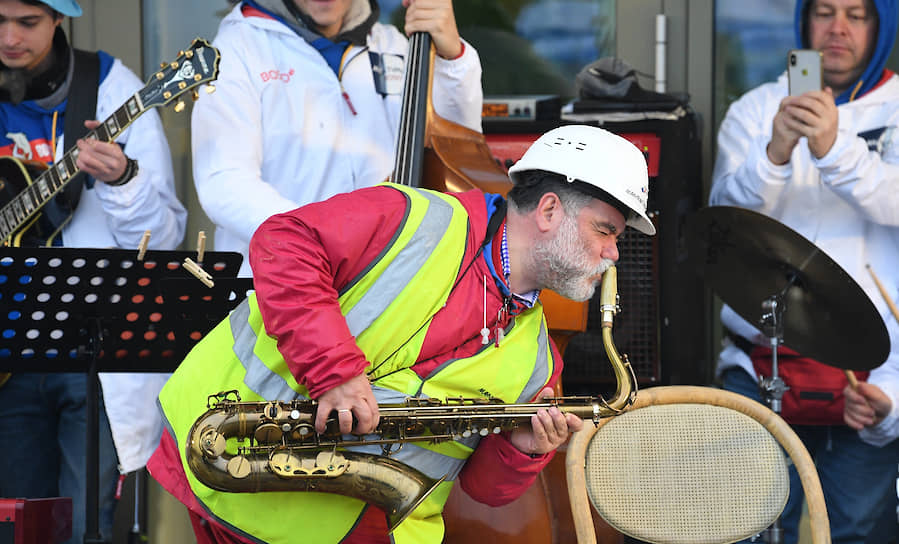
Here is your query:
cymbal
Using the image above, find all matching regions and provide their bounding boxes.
[686,206,889,371]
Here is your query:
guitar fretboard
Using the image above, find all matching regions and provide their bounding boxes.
[0,94,145,242]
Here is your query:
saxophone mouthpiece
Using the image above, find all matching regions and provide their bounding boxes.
[600,265,619,327]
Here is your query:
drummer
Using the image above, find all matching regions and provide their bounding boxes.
[710,0,899,542]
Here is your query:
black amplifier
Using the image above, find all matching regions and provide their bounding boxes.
[481,95,561,122]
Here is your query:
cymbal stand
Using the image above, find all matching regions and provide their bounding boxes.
[758,292,789,415]
[755,283,794,544]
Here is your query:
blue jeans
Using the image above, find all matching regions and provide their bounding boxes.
[722,368,899,544]
[0,373,119,544]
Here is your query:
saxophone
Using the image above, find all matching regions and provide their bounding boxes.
[186,266,637,531]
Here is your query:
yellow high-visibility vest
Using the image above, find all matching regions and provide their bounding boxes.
[158,184,555,543]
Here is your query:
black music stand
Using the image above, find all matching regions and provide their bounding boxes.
[0,247,253,544]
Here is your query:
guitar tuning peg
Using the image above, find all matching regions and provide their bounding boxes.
[174,100,186,113]
[159,62,167,69]
[185,50,194,59]
[205,84,216,94]
[192,90,200,102]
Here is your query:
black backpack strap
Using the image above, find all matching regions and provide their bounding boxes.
[60,48,100,211]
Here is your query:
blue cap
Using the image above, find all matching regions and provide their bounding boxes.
[39,0,82,17]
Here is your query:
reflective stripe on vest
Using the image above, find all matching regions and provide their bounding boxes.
[158,184,556,544]
[342,188,455,336]
[230,299,299,401]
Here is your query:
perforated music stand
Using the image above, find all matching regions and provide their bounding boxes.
[0,247,253,544]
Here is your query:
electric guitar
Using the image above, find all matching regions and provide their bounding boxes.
[0,37,221,247]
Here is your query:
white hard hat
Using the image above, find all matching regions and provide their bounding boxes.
[508,125,655,235]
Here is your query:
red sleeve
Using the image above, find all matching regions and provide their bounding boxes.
[248,187,406,398]
[456,338,565,505]
[457,434,555,506]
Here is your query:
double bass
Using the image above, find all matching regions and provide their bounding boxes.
[390,31,621,544]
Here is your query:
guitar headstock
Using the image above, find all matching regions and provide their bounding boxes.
[139,38,220,112]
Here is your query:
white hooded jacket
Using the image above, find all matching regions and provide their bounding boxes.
[192,2,484,276]
[711,71,899,446]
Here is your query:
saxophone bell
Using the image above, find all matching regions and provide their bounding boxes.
[188,407,446,533]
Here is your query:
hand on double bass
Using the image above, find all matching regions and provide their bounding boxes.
[403,0,463,60]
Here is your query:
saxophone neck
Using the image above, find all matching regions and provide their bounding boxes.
[600,265,619,326]
[598,264,638,414]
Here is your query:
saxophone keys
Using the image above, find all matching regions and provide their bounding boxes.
[405,421,426,435]
[269,449,303,476]
[263,402,282,419]
[291,423,315,441]
[428,421,448,436]
[254,422,284,444]
[315,451,348,477]
[226,455,252,479]
[380,420,399,438]
[198,427,226,458]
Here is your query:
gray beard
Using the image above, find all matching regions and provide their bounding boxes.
[530,214,614,302]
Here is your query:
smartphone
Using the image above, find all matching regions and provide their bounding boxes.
[788,49,822,96]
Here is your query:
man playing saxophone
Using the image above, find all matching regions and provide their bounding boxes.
[146,125,656,544]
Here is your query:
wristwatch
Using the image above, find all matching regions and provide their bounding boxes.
[107,157,139,186]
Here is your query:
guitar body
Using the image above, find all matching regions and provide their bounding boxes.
[0,158,52,388]
[0,157,55,247]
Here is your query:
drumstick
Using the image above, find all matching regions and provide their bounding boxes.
[866,264,899,323]
[856,263,899,391]
[844,370,859,390]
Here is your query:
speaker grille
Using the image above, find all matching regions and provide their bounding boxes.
[563,225,661,394]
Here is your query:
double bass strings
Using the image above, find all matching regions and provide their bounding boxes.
[393,32,430,186]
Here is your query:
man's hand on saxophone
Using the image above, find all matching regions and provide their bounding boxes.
[314,374,381,435]
[510,386,585,455]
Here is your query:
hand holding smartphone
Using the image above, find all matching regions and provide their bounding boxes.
[788,49,822,96]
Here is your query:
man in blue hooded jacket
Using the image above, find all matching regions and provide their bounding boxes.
[711,0,899,542]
